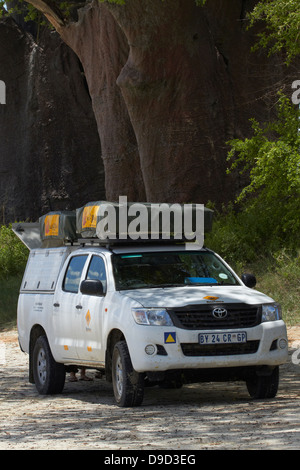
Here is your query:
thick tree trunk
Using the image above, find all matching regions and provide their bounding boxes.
[106,0,235,203]
[24,0,293,205]
[56,2,146,201]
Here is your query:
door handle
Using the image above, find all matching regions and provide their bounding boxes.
[76,305,83,310]
[53,302,60,308]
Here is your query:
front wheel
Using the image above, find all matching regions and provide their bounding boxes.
[112,341,144,407]
[32,335,66,395]
[246,366,279,399]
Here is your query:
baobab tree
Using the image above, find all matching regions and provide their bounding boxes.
[7,0,293,204]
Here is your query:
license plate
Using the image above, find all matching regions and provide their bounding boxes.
[199,332,247,345]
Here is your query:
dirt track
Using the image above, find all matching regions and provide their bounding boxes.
[0,328,300,450]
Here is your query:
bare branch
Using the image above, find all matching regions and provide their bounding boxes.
[24,0,65,27]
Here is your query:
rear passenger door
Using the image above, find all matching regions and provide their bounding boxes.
[52,254,88,361]
[74,255,107,362]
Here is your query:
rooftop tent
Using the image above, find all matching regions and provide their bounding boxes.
[39,211,77,247]
[76,201,111,238]
[12,212,77,249]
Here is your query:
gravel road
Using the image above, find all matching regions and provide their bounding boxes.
[0,327,299,450]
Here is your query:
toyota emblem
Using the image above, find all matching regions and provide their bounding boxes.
[212,307,228,319]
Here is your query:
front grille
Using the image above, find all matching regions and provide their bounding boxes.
[168,303,261,330]
[181,341,260,357]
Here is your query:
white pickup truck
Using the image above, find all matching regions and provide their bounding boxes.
[15,244,288,406]
[13,204,288,407]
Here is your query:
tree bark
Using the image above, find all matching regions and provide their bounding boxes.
[56,1,146,201]
[24,0,293,205]
[106,0,236,203]
[0,15,104,221]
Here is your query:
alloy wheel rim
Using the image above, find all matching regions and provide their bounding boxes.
[115,354,123,399]
[37,347,47,385]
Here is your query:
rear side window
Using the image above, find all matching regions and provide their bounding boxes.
[63,255,88,293]
[86,255,107,292]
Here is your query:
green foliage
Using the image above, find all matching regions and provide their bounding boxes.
[205,208,300,325]
[246,251,300,325]
[0,0,73,22]
[0,0,207,20]
[206,93,300,271]
[98,0,125,4]
[0,225,28,280]
[225,93,300,252]
[248,0,300,64]
[265,250,300,325]
[0,224,28,327]
[98,0,206,5]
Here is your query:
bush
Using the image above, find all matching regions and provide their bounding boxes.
[226,93,300,252]
[0,224,29,279]
[205,94,300,325]
[0,277,23,328]
[206,94,300,265]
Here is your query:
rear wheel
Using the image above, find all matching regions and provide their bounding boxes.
[32,335,65,395]
[246,366,279,399]
[112,341,144,407]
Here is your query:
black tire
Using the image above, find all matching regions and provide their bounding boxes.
[112,341,144,407]
[32,335,66,395]
[246,366,279,399]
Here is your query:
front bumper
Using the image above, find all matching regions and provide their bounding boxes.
[127,320,288,373]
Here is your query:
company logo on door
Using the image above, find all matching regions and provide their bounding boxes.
[0,81,6,104]
[85,310,92,331]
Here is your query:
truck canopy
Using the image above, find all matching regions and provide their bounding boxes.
[20,247,73,293]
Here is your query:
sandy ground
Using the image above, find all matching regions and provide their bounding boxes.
[0,327,300,451]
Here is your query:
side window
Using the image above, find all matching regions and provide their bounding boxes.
[63,255,88,293]
[86,256,107,293]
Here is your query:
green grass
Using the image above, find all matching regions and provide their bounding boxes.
[204,206,300,327]
[0,276,22,330]
[248,253,300,326]
[207,248,300,327]
[0,224,28,329]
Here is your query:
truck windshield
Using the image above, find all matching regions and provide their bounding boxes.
[112,251,239,290]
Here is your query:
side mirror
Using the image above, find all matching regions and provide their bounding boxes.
[80,279,105,296]
[241,273,256,289]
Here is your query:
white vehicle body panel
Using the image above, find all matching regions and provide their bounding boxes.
[17,245,288,374]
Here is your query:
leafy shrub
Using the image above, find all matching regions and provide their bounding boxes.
[207,94,300,262]
[228,93,300,243]
[0,225,29,280]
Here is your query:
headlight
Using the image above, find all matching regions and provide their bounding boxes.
[132,308,173,326]
[262,303,282,322]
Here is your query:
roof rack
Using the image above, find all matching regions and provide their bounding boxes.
[70,237,194,250]
[13,202,214,251]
